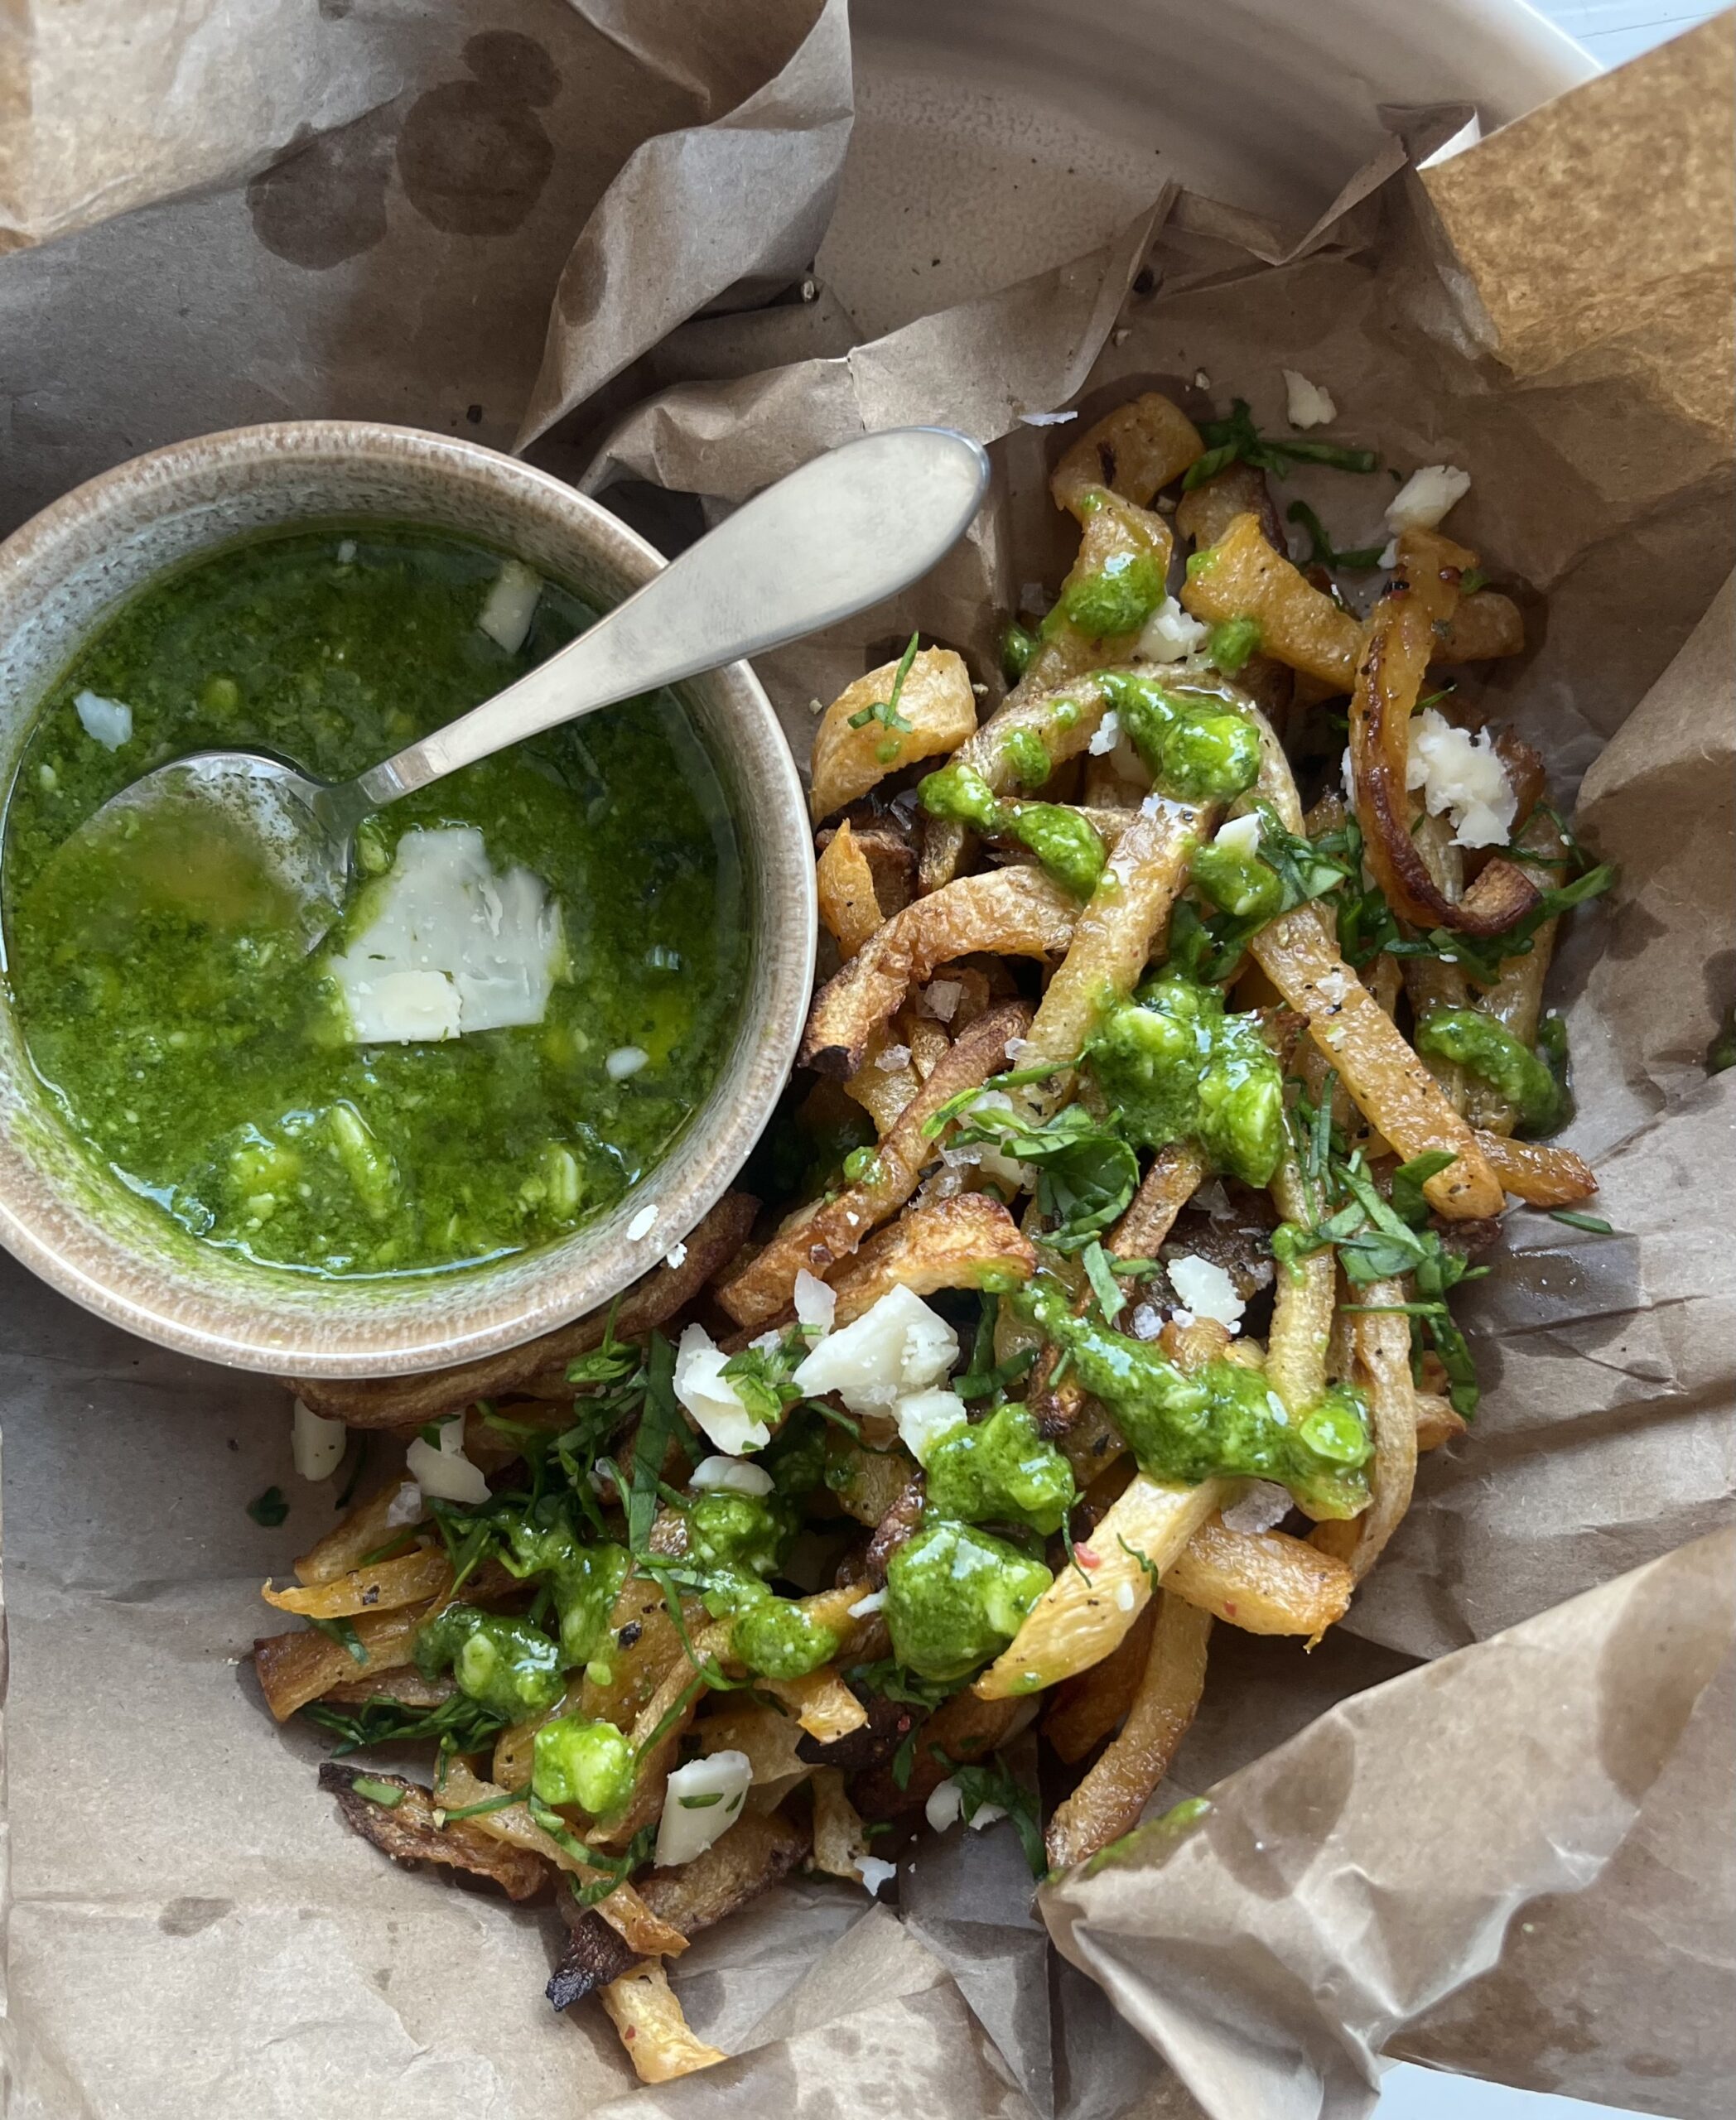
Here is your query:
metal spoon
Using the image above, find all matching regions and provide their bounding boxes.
[53,426,990,951]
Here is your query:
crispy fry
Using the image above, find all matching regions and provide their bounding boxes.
[1041,1599,1157,1762]
[547,1909,642,2010]
[809,1766,872,1881]
[1049,393,1203,513]
[1176,461,1285,553]
[636,1810,809,1936]
[1251,905,1503,1219]
[800,871,1071,1078]
[1020,800,1209,1077]
[845,1029,922,1135]
[294,1477,423,1585]
[809,648,978,823]
[974,1473,1225,1698]
[1314,1285,1419,1583]
[253,1605,429,1722]
[1415,1391,1467,1452]
[816,818,885,957]
[853,1689,1019,1819]
[826,1439,919,1530]
[1348,533,1541,937]
[1466,812,1570,1133]
[1044,1591,1212,1870]
[578,1577,693,1731]
[600,1964,726,2084]
[696,1702,809,1787]
[292,1192,757,1427]
[432,1757,687,1957]
[1165,1516,1353,1636]
[320,1667,453,1709]
[1180,513,1360,688]
[1474,1130,1598,1206]
[824,1194,1036,1322]
[1435,589,1525,663]
[1265,1155,1333,1416]
[321,1763,548,1901]
[262,1546,451,1619]
[719,1003,1033,1327]
[757,1665,868,1742]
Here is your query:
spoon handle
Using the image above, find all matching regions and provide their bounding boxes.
[351,426,989,810]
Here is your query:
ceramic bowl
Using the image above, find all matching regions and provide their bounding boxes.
[0,422,815,1376]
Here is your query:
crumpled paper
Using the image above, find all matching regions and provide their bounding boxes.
[1,6,1733,2118]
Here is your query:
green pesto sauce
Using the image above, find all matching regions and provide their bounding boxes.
[499,1520,629,1669]
[686,1490,795,1580]
[1416,1007,1562,1133]
[1013,1275,1372,1519]
[531,1714,635,1817]
[1190,836,1285,922]
[998,725,1053,792]
[1097,670,1261,804]
[884,1518,1052,1681]
[919,760,1105,899]
[415,1603,567,1720]
[731,1594,840,1680]
[1054,552,1165,640]
[1086,971,1285,1187]
[2,526,746,1278]
[923,1400,1077,1535]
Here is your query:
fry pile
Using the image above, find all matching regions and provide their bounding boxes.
[258,390,1610,2083]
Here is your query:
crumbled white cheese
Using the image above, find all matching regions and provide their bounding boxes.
[1282,369,1338,429]
[894,1386,970,1465]
[290,1398,345,1482]
[793,1269,837,1335]
[1087,709,1122,757]
[1005,1038,1034,1066]
[1194,369,1212,389]
[1130,1303,1164,1342]
[921,979,962,1023]
[477,557,542,654]
[1222,1480,1295,1535]
[626,1202,658,1242]
[792,1284,958,1417]
[336,538,357,564]
[75,690,133,749]
[925,1777,964,1832]
[1377,537,1400,571]
[1114,1580,1137,1612]
[1266,1390,1291,1428]
[1215,812,1262,856]
[847,1588,887,1619]
[673,1322,769,1454]
[689,1454,774,1497]
[1385,464,1472,537]
[968,1800,1006,1830]
[656,1751,750,1867]
[664,1241,687,1271]
[1406,707,1518,850]
[875,1043,912,1072]
[405,1416,490,1505]
[384,1478,424,1528]
[854,1854,899,1896]
[1167,1255,1246,1332]
[328,826,562,1044]
[605,1045,649,1081]
[1194,1178,1236,1222]
[1019,408,1078,426]
[1341,744,1357,804]
[1137,595,1210,663]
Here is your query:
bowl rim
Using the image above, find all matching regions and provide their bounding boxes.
[0,418,815,1376]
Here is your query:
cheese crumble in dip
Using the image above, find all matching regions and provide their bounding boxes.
[2,526,746,1276]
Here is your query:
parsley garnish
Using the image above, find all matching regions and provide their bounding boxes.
[1183,399,1377,489]
[303,1690,511,1761]
[938,1752,1047,1877]
[310,1616,369,1665]
[1549,1209,1617,1236]
[1285,499,1384,572]
[347,1776,404,1808]
[846,632,920,741]
[246,1486,289,1527]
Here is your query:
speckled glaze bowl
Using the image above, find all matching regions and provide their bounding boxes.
[0,422,815,1376]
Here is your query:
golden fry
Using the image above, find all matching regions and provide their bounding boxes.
[809,1766,872,1882]
[1165,1516,1353,1636]
[253,1605,428,1722]
[600,1964,726,2084]
[261,1546,451,1620]
[1180,513,1360,688]
[816,819,885,957]
[1049,393,1203,514]
[825,1193,1037,1323]
[1314,1287,1419,1583]
[809,648,978,824]
[294,1477,422,1586]
[1041,1601,1158,1763]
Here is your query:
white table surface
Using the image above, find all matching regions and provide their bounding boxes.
[1373,0,1714,2102]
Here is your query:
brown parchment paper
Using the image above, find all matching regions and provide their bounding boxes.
[1,8,1733,2118]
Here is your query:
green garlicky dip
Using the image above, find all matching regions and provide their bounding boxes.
[2,526,747,1276]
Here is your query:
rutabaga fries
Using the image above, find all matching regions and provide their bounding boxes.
[1465,812,1571,1133]
[1049,392,1204,514]
[1044,1591,1212,1871]
[720,1002,1032,1327]
[825,1194,1037,1323]
[800,871,1071,1078]
[1041,1600,1158,1762]
[321,1763,548,1900]
[973,1474,1226,1698]
[292,1192,757,1427]
[853,1690,1020,1818]
[636,1810,809,1936]
[1180,513,1361,689]
[1264,1154,1333,1415]
[1415,1391,1468,1452]
[809,648,978,823]
[1020,800,1209,1076]
[844,1030,923,1136]
[1314,1287,1418,1583]
[254,1605,429,1721]
[809,1766,872,1881]
[1348,531,1540,937]
[432,1758,687,1957]
[1251,905,1503,1219]
[696,1702,809,1787]
[1164,1517,1353,1636]
[1176,461,1285,554]
[262,1547,451,1619]
[1435,589,1525,663]
[826,1438,919,1530]
[547,1910,642,2011]
[294,1477,424,1585]
[600,1965,726,2084]
[816,819,885,957]
[1473,1130,1598,1207]
[757,1665,869,1742]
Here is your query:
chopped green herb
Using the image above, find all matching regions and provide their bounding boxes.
[1182,398,1378,489]
[247,1486,289,1527]
[348,1776,405,1809]
[1284,500,1384,572]
[846,632,920,737]
[1549,1210,1617,1236]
